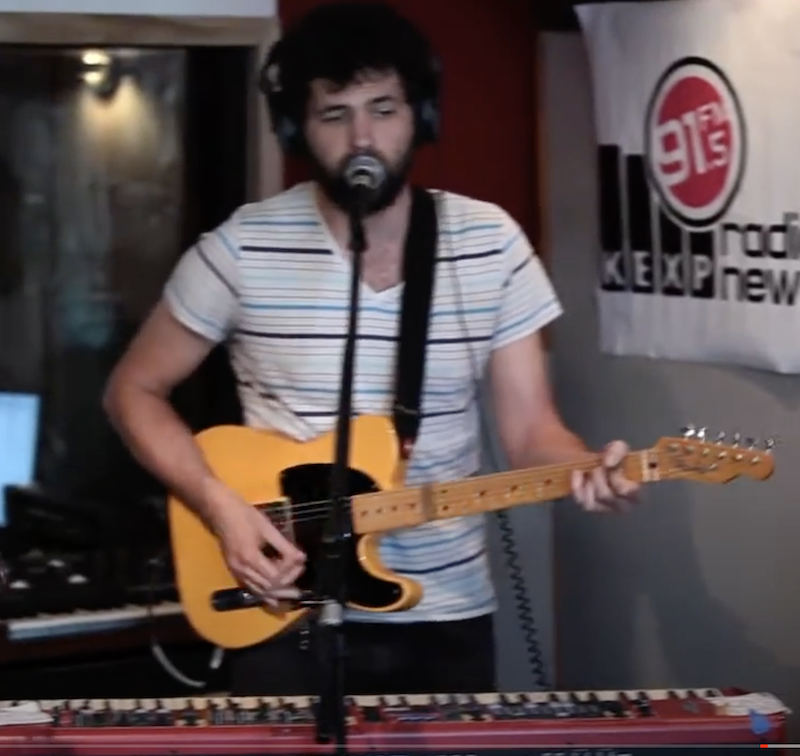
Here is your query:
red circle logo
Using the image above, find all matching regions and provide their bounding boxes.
[645,57,746,228]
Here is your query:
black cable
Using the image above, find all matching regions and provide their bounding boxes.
[442,193,551,690]
[494,509,551,690]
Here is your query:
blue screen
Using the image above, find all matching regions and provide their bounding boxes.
[0,392,40,526]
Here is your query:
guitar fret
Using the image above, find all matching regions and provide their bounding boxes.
[350,444,770,535]
[641,450,659,482]
[433,484,549,516]
[352,489,426,531]
[352,468,579,533]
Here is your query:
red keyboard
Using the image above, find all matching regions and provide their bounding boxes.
[0,687,788,754]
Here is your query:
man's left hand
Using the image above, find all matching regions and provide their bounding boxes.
[570,440,640,513]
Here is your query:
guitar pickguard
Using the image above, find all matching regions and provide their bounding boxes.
[266,463,403,610]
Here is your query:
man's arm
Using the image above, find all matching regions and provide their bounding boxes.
[486,213,639,511]
[102,301,226,525]
[104,300,303,597]
[488,330,590,469]
[109,216,242,524]
[488,331,638,512]
[104,218,305,599]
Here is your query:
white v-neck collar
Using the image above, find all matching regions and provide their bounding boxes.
[305,182,404,300]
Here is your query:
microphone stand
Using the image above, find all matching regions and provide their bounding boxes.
[313,194,368,754]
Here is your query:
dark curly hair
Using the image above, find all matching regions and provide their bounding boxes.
[266,1,438,128]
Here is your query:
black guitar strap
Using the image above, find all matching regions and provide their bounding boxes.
[392,185,438,461]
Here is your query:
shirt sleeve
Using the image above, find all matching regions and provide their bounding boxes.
[162,218,241,343]
[491,214,563,351]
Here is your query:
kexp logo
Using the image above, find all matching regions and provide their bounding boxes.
[600,56,800,305]
[644,56,745,230]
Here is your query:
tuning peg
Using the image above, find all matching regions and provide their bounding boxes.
[765,437,776,453]
[681,424,696,438]
[731,431,741,447]
[696,427,707,441]
[715,431,726,444]
[746,437,757,450]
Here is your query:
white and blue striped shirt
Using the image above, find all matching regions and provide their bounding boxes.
[164,181,562,623]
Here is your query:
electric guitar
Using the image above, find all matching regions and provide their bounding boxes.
[167,418,775,649]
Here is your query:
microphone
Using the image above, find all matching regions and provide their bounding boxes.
[343,154,386,210]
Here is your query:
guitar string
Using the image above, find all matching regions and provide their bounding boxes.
[257,455,631,515]
[254,461,729,528]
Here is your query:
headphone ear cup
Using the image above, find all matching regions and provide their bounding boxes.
[268,93,304,155]
[257,43,306,156]
[274,114,298,153]
[270,110,306,156]
[414,53,442,145]
[415,98,439,144]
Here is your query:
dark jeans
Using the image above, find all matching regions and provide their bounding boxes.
[229,613,496,696]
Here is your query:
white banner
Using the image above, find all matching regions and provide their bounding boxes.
[577,0,800,373]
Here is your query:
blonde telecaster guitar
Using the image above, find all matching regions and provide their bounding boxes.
[167,418,774,649]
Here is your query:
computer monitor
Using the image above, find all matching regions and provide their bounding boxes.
[0,392,40,526]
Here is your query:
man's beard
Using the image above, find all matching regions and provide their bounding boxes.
[308,146,413,215]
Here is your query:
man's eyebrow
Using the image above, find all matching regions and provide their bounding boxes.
[316,93,398,113]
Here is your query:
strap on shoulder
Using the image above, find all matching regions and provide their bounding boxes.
[392,186,438,461]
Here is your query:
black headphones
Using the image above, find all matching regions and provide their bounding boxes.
[257,38,442,157]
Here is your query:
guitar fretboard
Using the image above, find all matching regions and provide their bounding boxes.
[351,450,659,534]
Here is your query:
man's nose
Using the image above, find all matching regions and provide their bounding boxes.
[349,110,374,150]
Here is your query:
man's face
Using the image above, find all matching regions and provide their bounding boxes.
[303,69,415,214]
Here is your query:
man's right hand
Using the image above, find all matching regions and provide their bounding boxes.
[205,483,307,607]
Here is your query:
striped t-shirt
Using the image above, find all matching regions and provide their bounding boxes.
[163,181,562,624]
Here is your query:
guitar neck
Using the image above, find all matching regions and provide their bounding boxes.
[351,449,659,535]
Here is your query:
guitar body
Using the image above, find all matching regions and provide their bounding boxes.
[167,416,422,650]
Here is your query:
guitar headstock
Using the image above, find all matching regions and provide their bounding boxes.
[652,426,775,484]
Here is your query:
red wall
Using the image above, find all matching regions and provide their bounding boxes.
[277,0,540,243]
